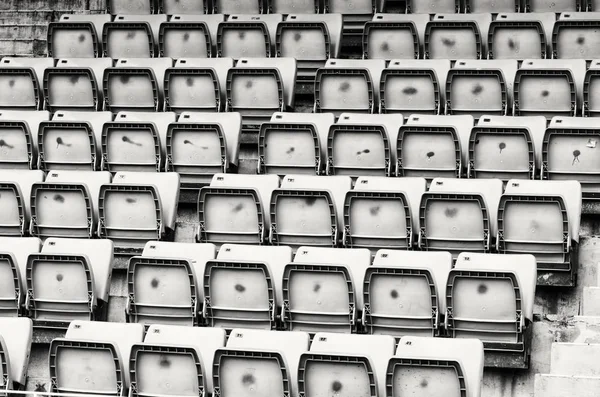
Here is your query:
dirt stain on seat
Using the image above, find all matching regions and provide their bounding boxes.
[339,82,351,92]
[235,284,246,292]
[426,151,435,159]
[471,84,484,95]
[151,278,159,288]
[238,31,246,39]
[8,80,14,88]
[126,198,137,204]
[573,149,580,165]
[286,146,295,154]
[56,274,63,282]
[126,31,136,39]
[246,80,253,89]
[313,283,321,292]
[305,196,318,206]
[122,136,142,146]
[159,356,171,368]
[242,374,255,386]
[332,381,342,392]
[577,36,585,45]
[444,207,458,218]
[120,75,130,84]
[232,203,244,213]
[294,32,302,42]
[441,38,456,47]
[541,90,549,97]
[499,142,506,153]
[78,34,86,43]
[477,284,488,294]
[402,87,418,95]
[0,140,14,149]
[507,38,517,50]
[70,75,80,84]
[186,77,194,87]
[53,194,65,203]
[390,289,399,299]
[370,206,380,216]
[183,33,190,41]
[380,42,389,52]
[356,149,370,155]
[420,379,428,388]
[56,137,71,148]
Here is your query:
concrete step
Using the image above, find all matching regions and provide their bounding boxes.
[551,343,600,376]
[583,287,600,316]
[0,24,48,40]
[0,0,105,12]
[535,374,600,397]
[556,316,600,344]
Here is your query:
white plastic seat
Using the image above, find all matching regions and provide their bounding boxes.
[101,111,176,172]
[523,0,579,13]
[446,60,517,118]
[363,13,429,60]
[0,110,50,169]
[198,174,280,246]
[365,250,451,338]
[98,172,180,253]
[406,0,458,12]
[499,180,581,279]
[270,175,352,248]
[104,58,173,113]
[301,333,395,397]
[166,112,241,186]
[49,321,145,395]
[203,244,292,329]
[103,14,167,58]
[217,14,283,58]
[425,14,492,60]
[47,14,112,58]
[552,13,600,59]
[380,59,450,115]
[343,176,426,251]
[125,242,216,326]
[215,328,309,397]
[167,14,223,54]
[420,178,503,259]
[391,336,484,397]
[513,59,586,119]
[164,57,233,114]
[0,170,45,237]
[43,58,112,113]
[465,0,518,12]
[29,170,111,239]
[471,115,546,181]
[38,111,113,171]
[269,0,320,13]
[108,0,154,14]
[213,0,264,13]
[131,324,225,397]
[397,114,473,180]
[0,238,41,317]
[328,113,403,177]
[160,0,209,13]
[25,238,114,326]
[488,13,555,60]
[226,58,296,129]
[285,247,371,333]
[583,60,600,117]
[0,318,33,389]
[447,252,536,365]
[0,57,54,111]
[158,14,223,58]
[542,116,600,196]
[314,59,386,116]
[258,112,335,176]
[276,14,343,83]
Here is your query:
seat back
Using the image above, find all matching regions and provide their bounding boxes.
[47,14,112,58]
[363,14,429,60]
[0,170,45,236]
[0,58,54,111]
[425,14,492,60]
[0,318,32,388]
[488,13,555,59]
[0,110,50,169]
[217,15,283,58]
[0,237,41,308]
[158,15,215,58]
[103,14,167,58]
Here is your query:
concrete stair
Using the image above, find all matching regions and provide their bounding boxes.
[583,287,600,316]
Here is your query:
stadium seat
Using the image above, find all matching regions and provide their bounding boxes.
[29,170,111,239]
[270,175,352,248]
[301,333,395,397]
[419,178,503,258]
[98,172,180,253]
[133,324,225,397]
[542,116,600,196]
[364,250,451,338]
[465,0,518,12]
[397,114,473,180]
[217,14,282,58]
[159,0,208,13]
[49,321,144,394]
[362,13,429,60]
[523,0,579,13]
[425,14,491,60]
[391,336,484,397]
[584,60,600,117]
[328,113,403,177]
[47,14,112,58]
[163,58,233,114]
[43,58,112,113]
[488,12,555,60]
[269,0,320,13]
[0,170,45,237]
[0,110,49,169]
[406,0,459,13]
[470,115,546,181]
[258,112,335,176]
[276,14,343,84]
[0,237,41,317]
[166,112,242,187]
[103,14,167,58]
[513,59,586,119]
[158,14,224,58]
[204,244,292,329]
[213,0,264,13]
[446,60,517,118]
[226,58,296,129]
[343,176,426,251]
[25,238,114,326]
[104,58,173,113]
[215,328,309,397]
[314,59,386,116]
[285,247,371,333]
[589,0,600,10]
[448,252,536,368]
[380,59,450,115]
[197,174,280,246]
[126,242,216,326]
[108,0,154,14]
[498,180,581,286]
[0,318,33,389]
[37,111,112,171]
[0,57,54,111]
[552,13,600,59]
[101,111,176,172]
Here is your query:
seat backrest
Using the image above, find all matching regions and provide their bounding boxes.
[0,318,32,388]
[365,14,429,60]
[0,169,45,221]
[0,237,41,301]
[0,109,49,169]
[488,12,555,59]
[0,58,54,110]
[281,13,343,58]
[553,13,600,59]
[210,173,280,214]
[48,14,112,58]
[426,14,492,60]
